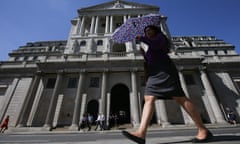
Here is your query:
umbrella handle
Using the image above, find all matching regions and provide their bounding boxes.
[132,22,137,27]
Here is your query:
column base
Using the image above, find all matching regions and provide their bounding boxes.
[132,123,140,128]
[161,122,171,128]
[69,124,79,131]
[42,124,52,131]
[16,124,26,128]
[216,120,228,124]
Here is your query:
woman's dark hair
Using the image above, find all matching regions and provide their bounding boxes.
[144,25,171,51]
[144,25,161,34]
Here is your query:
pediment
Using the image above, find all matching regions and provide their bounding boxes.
[79,0,159,11]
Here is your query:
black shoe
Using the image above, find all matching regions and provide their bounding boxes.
[192,130,213,143]
[122,130,145,144]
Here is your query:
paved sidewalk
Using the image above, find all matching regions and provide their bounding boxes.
[2,124,240,144]
[6,123,236,134]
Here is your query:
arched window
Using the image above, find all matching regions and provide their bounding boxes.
[80,40,86,46]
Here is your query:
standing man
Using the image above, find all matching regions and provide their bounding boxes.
[87,113,93,131]
[100,113,105,130]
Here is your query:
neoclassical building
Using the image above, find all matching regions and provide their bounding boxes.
[0,0,240,131]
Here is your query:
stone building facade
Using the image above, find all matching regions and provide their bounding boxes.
[0,0,240,131]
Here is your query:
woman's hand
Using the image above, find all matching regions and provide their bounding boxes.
[136,35,141,41]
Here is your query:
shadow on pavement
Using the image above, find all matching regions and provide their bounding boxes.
[158,135,240,144]
[211,135,240,142]
[158,140,191,144]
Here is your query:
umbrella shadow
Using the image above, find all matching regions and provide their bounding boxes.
[157,135,240,144]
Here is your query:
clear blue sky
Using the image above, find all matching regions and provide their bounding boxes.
[0,0,239,61]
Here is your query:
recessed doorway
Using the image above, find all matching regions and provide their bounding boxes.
[110,84,130,124]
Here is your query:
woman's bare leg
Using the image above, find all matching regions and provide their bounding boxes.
[173,96,209,139]
[129,95,156,139]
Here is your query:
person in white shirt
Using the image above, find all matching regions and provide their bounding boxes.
[100,113,105,130]
[95,113,105,130]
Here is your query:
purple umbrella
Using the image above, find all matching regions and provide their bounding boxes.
[111,14,162,43]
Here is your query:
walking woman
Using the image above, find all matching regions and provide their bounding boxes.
[0,115,9,133]
[122,25,213,143]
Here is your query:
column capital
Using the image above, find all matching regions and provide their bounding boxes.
[103,68,109,73]
[177,66,184,71]
[131,68,138,72]
[79,69,86,73]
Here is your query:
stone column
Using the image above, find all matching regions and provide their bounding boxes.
[99,70,108,115]
[105,16,109,34]
[137,92,143,118]
[106,93,111,127]
[90,16,95,34]
[219,72,240,116]
[0,78,19,121]
[76,18,82,34]
[110,16,113,33]
[155,100,170,127]
[124,15,127,23]
[131,70,140,127]
[79,93,87,126]
[220,72,240,95]
[44,72,63,130]
[94,16,99,34]
[126,42,134,57]
[17,72,41,127]
[70,71,85,130]
[200,68,226,123]
[27,77,44,126]
[79,16,85,36]
[178,70,194,124]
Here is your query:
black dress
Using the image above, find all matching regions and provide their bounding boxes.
[140,33,185,99]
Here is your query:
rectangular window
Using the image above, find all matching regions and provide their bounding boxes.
[97,40,103,46]
[46,78,56,89]
[67,78,78,88]
[0,87,7,96]
[204,50,208,55]
[89,77,99,88]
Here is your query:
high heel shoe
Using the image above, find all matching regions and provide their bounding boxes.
[192,130,213,143]
[122,130,145,144]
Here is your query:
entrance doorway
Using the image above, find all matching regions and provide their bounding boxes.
[87,100,99,120]
[110,84,130,124]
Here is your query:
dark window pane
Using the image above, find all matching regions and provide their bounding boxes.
[184,74,195,85]
[80,41,86,46]
[89,77,99,88]
[46,78,56,88]
[97,40,103,45]
[68,78,78,88]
